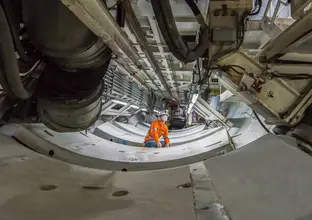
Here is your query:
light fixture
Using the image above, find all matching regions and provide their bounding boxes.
[191,94,199,103]
[179,62,183,69]
[141,108,147,111]
[112,99,127,105]
[187,93,199,115]
[154,110,160,114]
[130,105,139,109]
[187,102,195,114]
[187,107,191,114]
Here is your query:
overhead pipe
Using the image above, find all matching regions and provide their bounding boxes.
[121,0,174,99]
[150,0,210,63]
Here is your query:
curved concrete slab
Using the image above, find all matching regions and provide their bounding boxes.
[13,124,233,171]
[135,122,201,133]
[114,122,206,138]
[135,122,150,129]
[93,122,224,147]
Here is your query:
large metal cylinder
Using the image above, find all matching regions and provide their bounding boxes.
[37,81,104,132]
[21,0,111,70]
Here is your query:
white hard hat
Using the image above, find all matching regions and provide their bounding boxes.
[159,110,169,116]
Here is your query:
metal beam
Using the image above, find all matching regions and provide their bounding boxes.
[259,8,312,61]
[196,97,233,128]
[148,16,177,98]
[110,103,133,121]
[61,0,140,66]
[122,0,173,98]
[291,0,312,19]
[61,0,166,96]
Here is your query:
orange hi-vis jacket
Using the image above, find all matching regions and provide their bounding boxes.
[144,120,170,144]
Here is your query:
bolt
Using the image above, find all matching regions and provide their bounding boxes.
[258,55,266,63]
[267,73,273,80]
[266,64,273,69]
[111,53,117,59]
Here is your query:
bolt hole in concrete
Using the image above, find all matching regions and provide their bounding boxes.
[44,130,54,137]
[40,184,58,191]
[48,150,54,156]
[201,206,210,210]
[177,182,193,189]
[121,168,128,172]
[110,139,113,142]
[112,190,129,197]
[82,185,105,190]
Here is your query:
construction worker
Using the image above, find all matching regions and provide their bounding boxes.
[144,110,170,148]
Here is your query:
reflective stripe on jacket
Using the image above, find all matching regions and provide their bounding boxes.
[144,120,170,144]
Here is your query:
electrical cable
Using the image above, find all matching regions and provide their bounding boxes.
[0,4,31,99]
[200,11,248,85]
[19,60,41,77]
[184,0,201,16]
[196,58,201,84]
[271,72,312,80]
[249,0,262,15]
[116,1,125,27]
[2,0,32,63]
[228,67,244,75]
[108,0,123,10]
[212,11,249,62]
[227,64,247,73]
[252,110,271,133]
[150,0,210,63]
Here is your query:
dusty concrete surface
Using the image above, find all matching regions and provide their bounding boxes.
[0,134,196,220]
[3,129,312,220]
[205,134,312,220]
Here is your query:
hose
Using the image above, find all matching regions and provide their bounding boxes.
[252,110,271,133]
[150,0,210,63]
[185,0,201,15]
[2,0,32,62]
[116,2,125,27]
[249,0,262,16]
[0,4,30,99]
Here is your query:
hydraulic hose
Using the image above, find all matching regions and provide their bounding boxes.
[150,0,210,63]
[185,0,201,16]
[2,0,32,62]
[252,110,271,133]
[0,4,30,99]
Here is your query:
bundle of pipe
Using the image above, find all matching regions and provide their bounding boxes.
[150,0,210,63]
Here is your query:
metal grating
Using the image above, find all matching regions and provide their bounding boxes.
[103,65,160,108]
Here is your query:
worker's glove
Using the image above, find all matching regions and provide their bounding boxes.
[165,144,170,147]
[157,142,162,148]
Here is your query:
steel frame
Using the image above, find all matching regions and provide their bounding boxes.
[61,0,166,96]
